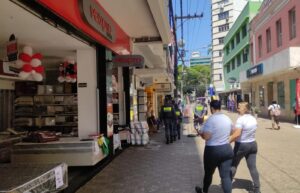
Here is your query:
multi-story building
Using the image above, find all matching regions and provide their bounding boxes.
[241,0,300,121]
[222,1,262,104]
[190,52,211,66]
[211,0,249,93]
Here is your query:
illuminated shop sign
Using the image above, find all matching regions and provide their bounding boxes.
[246,63,263,78]
[79,0,115,42]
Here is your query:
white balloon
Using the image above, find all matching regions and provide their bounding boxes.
[71,78,77,83]
[31,58,41,67]
[19,71,30,79]
[16,60,24,68]
[65,76,72,82]
[58,76,65,83]
[23,46,33,56]
[33,73,43,81]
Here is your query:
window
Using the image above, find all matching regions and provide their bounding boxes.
[231,40,235,50]
[219,24,229,32]
[226,46,229,55]
[276,19,282,47]
[242,24,247,38]
[277,81,285,108]
[219,37,224,44]
[231,59,235,70]
[237,53,241,67]
[226,64,230,73]
[258,35,262,57]
[266,28,271,53]
[219,50,223,57]
[289,8,296,40]
[236,32,240,44]
[218,11,229,20]
[243,47,248,63]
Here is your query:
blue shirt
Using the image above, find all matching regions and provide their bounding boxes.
[235,114,257,143]
[201,112,233,146]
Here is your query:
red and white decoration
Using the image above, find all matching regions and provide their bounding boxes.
[57,60,77,83]
[17,46,44,81]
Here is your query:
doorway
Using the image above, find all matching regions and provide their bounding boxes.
[267,82,274,106]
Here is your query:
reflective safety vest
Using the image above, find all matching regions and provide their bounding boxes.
[195,105,204,112]
[175,111,181,116]
[163,107,172,112]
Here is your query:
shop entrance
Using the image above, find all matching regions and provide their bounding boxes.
[267,82,274,105]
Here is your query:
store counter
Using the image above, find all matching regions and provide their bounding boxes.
[12,137,106,166]
[0,163,67,193]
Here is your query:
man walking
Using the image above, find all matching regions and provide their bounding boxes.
[160,96,176,144]
[268,101,281,130]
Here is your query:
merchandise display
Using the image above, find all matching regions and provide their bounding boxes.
[130,121,149,145]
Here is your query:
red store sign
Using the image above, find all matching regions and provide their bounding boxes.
[112,55,144,68]
[37,0,130,54]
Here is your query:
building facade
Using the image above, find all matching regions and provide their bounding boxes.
[241,0,300,120]
[211,0,249,93]
[190,52,211,66]
[222,1,262,104]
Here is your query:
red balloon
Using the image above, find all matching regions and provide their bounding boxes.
[22,64,32,72]
[34,66,45,73]
[32,53,43,60]
[19,53,32,62]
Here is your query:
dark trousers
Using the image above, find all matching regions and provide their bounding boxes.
[232,141,260,192]
[203,144,233,193]
[164,119,173,142]
[176,122,181,139]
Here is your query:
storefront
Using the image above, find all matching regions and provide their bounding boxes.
[0,0,131,166]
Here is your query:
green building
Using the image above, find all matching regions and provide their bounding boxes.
[190,52,211,66]
[222,1,262,100]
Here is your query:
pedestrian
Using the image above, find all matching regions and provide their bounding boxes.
[267,101,281,130]
[194,100,204,130]
[174,103,182,140]
[229,102,261,193]
[195,100,234,193]
[292,98,300,124]
[160,96,176,144]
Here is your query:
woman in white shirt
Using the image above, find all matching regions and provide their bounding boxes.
[229,102,261,193]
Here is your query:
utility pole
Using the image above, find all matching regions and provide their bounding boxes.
[174,0,203,97]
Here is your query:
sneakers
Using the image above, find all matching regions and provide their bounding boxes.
[195,186,203,193]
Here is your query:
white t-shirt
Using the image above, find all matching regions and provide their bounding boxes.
[268,104,280,112]
[235,114,257,143]
[201,112,233,146]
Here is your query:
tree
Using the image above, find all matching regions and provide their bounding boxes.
[178,64,211,96]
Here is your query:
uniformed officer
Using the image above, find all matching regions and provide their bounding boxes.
[194,100,205,130]
[174,103,182,140]
[160,96,176,144]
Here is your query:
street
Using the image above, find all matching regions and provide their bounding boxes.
[76,110,300,193]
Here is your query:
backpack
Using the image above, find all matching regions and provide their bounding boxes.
[272,104,281,116]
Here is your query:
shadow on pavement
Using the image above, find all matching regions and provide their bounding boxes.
[208,184,223,193]
[232,178,253,192]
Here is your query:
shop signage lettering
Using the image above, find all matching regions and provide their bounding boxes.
[79,0,115,42]
[247,63,263,78]
[112,55,144,68]
[153,83,171,92]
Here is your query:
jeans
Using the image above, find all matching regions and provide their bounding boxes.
[231,141,260,192]
[203,144,233,193]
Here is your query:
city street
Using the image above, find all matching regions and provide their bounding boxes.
[76,111,300,193]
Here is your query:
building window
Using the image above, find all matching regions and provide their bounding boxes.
[242,24,247,38]
[236,32,240,44]
[231,59,235,70]
[266,28,271,53]
[219,24,229,32]
[258,35,262,57]
[219,50,223,57]
[276,19,282,47]
[218,11,229,20]
[277,81,285,108]
[237,53,241,67]
[226,46,229,55]
[226,64,230,73]
[259,85,265,107]
[231,40,235,50]
[219,37,224,44]
[243,47,248,63]
[289,8,296,40]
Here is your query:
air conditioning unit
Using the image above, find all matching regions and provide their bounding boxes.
[219,3,224,11]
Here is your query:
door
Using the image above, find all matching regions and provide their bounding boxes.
[267,82,274,106]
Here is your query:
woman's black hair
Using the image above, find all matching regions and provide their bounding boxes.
[210,100,221,110]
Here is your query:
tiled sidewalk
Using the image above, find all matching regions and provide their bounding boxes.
[76,129,205,193]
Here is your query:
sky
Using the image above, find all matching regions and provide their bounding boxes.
[173,0,211,64]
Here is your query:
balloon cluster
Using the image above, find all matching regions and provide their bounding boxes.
[17,46,44,81]
[58,60,77,83]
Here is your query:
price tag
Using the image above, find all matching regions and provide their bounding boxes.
[54,166,64,189]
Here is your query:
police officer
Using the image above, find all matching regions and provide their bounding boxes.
[160,96,176,144]
[174,103,182,140]
[194,100,205,130]
[195,100,233,193]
